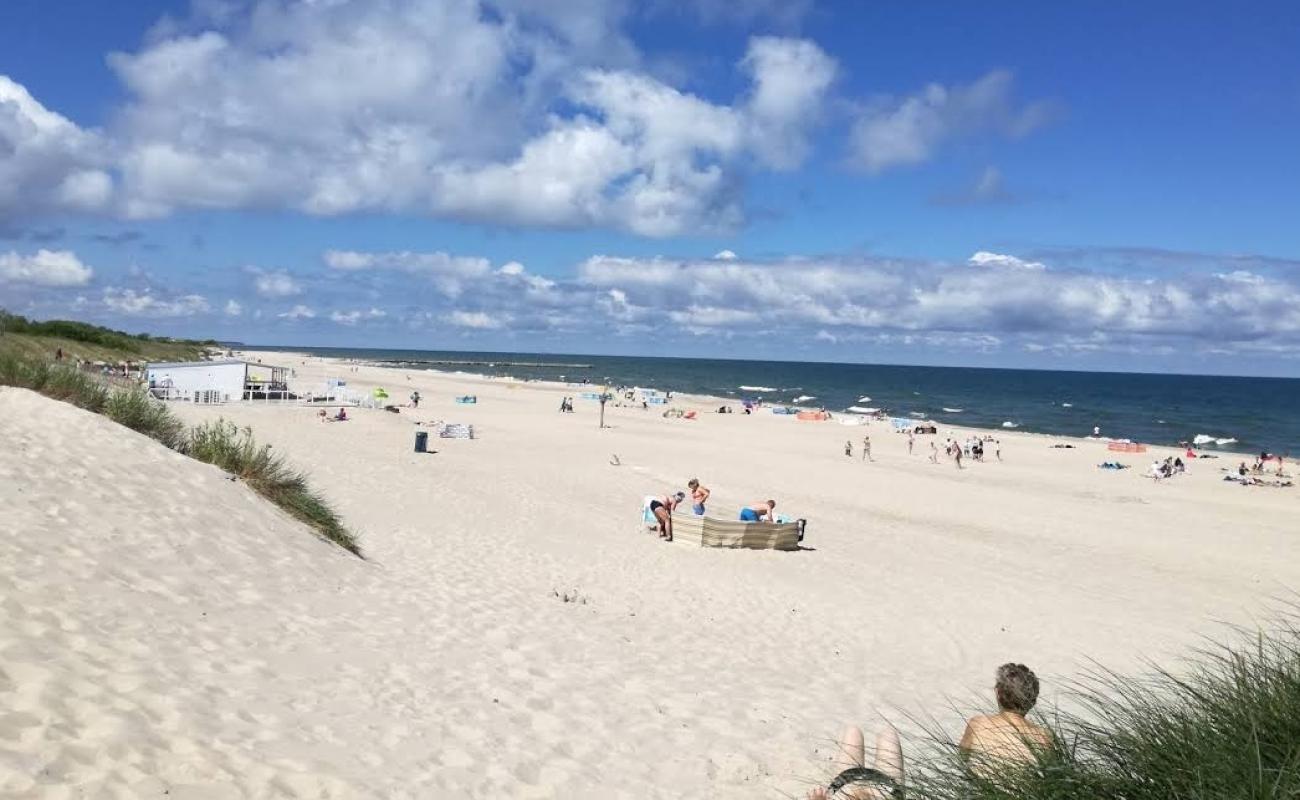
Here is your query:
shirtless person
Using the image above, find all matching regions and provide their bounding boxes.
[958,663,1052,774]
[648,492,685,541]
[739,499,775,522]
[687,478,710,516]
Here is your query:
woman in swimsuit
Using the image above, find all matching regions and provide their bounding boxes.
[648,492,684,541]
[687,478,710,516]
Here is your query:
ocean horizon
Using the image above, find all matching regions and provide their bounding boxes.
[242,345,1300,456]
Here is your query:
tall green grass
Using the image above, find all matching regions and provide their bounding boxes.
[0,352,107,411]
[185,421,360,555]
[908,621,1300,799]
[1,351,361,557]
[104,389,188,450]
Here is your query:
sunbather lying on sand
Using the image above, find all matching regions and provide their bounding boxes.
[806,726,903,799]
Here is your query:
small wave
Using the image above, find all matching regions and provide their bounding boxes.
[739,385,777,392]
[858,396,872,403]
[1002,421,1019,428]
[846,406,879,414]
[1192,434,1237,446]
[1061,402,1073,408]
[792,395,816,403]
[942,407,963,413]
[909,411,926,418]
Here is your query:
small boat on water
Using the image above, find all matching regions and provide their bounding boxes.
[942,407,963,413]
[846,406,879,414]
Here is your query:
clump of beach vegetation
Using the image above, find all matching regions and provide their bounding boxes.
[0,350,361,557]
[906,619,1300,799]
[185,420,360,555]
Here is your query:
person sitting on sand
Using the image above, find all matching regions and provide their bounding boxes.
[687,478,710,516]
[648,492,685,541]
[334,407,348,421]
[739,499,775,522]
[318,408,328,422]
[806,726,904,800]
[958,663,1052,775]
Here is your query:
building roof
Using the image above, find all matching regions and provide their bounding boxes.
[146,359,250,370]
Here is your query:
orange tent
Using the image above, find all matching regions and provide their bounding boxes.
[796,411,829,421]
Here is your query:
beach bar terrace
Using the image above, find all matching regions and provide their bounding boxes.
[146,359,291,403]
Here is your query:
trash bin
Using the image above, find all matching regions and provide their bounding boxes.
[414,431,428,453]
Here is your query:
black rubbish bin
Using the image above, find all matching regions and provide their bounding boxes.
[414,431,429,453]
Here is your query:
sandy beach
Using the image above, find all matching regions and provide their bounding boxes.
[3,351,1297,799]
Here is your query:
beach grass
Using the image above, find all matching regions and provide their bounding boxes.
[0,350,361,558]
[104,388,188,450]
[183,420,361,556]
[906,620,1300,799]
[0,352,109,411]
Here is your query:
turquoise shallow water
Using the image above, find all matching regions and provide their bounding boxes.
[247,346,1300,455]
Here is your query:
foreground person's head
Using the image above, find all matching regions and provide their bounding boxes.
[995,663,1039,715]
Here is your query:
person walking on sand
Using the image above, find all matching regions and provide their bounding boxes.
[687,478,710,516]
[862,434,873,462]
[845,440,853,458]
[929,441,939,464]
[739,499,775,522]
[959,663,1053,776]
[995,439,1002,461]
[907,431,914,455]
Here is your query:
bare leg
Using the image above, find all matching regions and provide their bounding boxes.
[873,727,903,785]
[809,727,903,800]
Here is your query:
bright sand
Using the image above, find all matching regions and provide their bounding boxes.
[2,350,1297,798]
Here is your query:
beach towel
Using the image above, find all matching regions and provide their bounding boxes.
[641,495,660,527]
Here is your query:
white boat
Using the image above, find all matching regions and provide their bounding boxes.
[942,407,963,413]
[792,395,816,404]
[857,396,872,403]
[845,406,879,414]
[1002,421,1019,429]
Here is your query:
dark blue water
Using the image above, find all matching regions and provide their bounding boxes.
[247,346,1300,455]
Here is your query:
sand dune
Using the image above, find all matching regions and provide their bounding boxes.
[3,356,1298,798]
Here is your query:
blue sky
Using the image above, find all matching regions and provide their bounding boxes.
[2,0,1299,375]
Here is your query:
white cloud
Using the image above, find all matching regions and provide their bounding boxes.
[0,76,114,222]
[0,249,94,286]
[25,1,831,236]
[850,70,1054,173]
[103,287,209,316]
[330,308,387,325]
[741,36,836,169]
[324,249,491,297]
[968,251,1046,271]
[447,310,505,329]
[224,299,243,316]
[576,251,1300,350]
[278,304,316,320]
[252,270,303,298]
[713,249,739,260]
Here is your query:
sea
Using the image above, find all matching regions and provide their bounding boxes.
[244,346,1300,456]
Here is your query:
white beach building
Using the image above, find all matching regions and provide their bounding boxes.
[145,359,290,403]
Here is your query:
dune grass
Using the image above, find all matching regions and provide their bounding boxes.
[907,620,1300,799]
[1,351,361,558]
[104,388,188,450]
[0,352,108,411]
[185,420,360,555]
